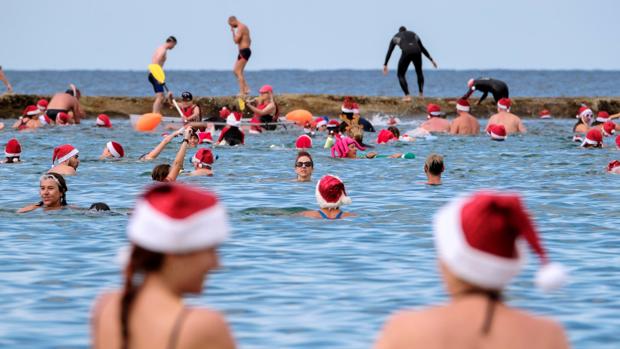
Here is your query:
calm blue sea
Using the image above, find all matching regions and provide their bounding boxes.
[4,69,620,97]
[0,118,619,348]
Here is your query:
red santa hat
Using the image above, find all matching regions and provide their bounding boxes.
[456,99,470,112]
[57,112,70,124]
[295,134,313,149]
[467,78,475,89]
[226,114,240,127]
[259,85,273,94]
[602,121,616,136]
[487,124,507,141]
[427,103,442,117]
[314,117,328,128]
[219,107,231,118]
[581,128,603,147]
[22,105,39,117]
[327,120,340,127]
[434,191,567,292]
[191,148,215,168]
[577,106,593,119]
[37,99,48,111]
[497,98,511,111]
[39,114,53,125]
[616,135,620,149]
[596,111,610,123]
[52,144,79,165]
[376,129,397,144]
[127,183,229,253]
[106,141,124,158]
[342,97,359,114]
[607,160,620,174]
[96,114,112,128]
[5,138,21,157]
[539,109,552,119]
[315,175,352,209]
[198,131,213,144]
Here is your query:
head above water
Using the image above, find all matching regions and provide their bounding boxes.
[295,151,314,181]
[151,164,171,182]
[39,172,68,207]
[425,154,445,176]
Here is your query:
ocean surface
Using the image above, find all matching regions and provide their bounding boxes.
[0,118,619,348]
[4,69,620,97]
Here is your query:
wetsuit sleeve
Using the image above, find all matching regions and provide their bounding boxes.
[417,37,433,61]
[478,91,488,104]
[384,37,397,66]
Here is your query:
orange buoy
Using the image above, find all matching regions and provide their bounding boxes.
[285,109,313,125]
[135,113,162,132]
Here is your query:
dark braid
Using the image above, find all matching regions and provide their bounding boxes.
[120,245,164,349]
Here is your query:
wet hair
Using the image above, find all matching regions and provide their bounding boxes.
[151,164,171,182]
[425,154,445,176]
[399,26,407,32]
[120,245,165,349]
[5,156,20,163]
[295,151,313,166]
[39,172,68,206]
[89,202,110,211]
[388,126,400,138]
[65,88,81,98]
[166,36,177,43]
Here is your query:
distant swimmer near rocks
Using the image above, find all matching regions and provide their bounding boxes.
[450,99,480,135]
[485,98,526,134]
[463,77,509,104]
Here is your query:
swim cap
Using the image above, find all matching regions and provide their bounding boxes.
[316,175,352,209]
[5,138,21,157]
[259,85,273,94]
[603,121,616,136]
[456,99,470,112]
[487,124,507,141]
[295,134,313,149]
[497,98,511,111]
[96,114,112,128]
[181,91,193,101]
[106,141,125,158]
[166,36,177,43]
[52,144,79,165]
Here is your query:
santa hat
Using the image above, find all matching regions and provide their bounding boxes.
[315,117,328,128]
[377,129,397,144]
[607,160,620,174]
[616,135,620,149]
[226,114,240,127]
[191,148,215,168]
[434,191,567,292]
[106,141,124,158]
[581,128,603,147]
[342,97,359,114]
[315,175,352,209]
[295,134,313,149]
[602,121,616,136]
[596,111,610,123]
[219,107,231,118]
[5,138,21,157]
[96,114,112,128]
[198,131,213,144]
[487,124,507,141]
[127,183,229,253]
[577,106,593,119]
[37,99,48,110]
[52,144,79,165]
[259,85,273,94]
[39,114,53,125]
[57,112,70,124]
[497,98,511,111]
[456,99,470,112]
[539,109,552,119]
[22,105,39,117]
[427,103,442,117]
[467,78,475,89]
[327,120,340,128]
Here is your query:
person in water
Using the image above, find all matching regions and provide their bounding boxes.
[89,202,111,212]
[376,127,400,144]
[99,141,125,160]
[462,78,509,104]
[140,128,194,161]
[229,16,252,96]
[46,84,85,123]
[383,26,437,100]
[580,128,603,148]
[420,104,450,133]
[96,114,112,128]
[572,106,592,142]
[299,175,354,219]
[424,154,444,185]
[485,98,526,134]
[246,85,279,131]
[0,65,13,94]
[149,36,177,114]
[607,160,620,174]
[217,114,245,146]
[374,191,569,349]
[91,183,236,349]
[178,91,201,124]
[450,99,480,135]
[18,173,69,213]
[12,105,41,130]
[3,138,22,163]
[150,128,194,182]
[190,148,216,176]
[339,97,365,139]
[294,151,314,182]
[332,136,413,159]
[50,144,80,176]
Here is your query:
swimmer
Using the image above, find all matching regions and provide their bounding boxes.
[424,154,444,185]
[96,114,112,128]
[485,98,526,134]
[36,99,48,115]
[314,117,328,132]
[420,104,450,133]
[12,105,40,130]
[376,127,400,144]
[89,202,111,211]
[295,134,313,149]
[332,136,412,159]
[190,148,215,176]
[572,106,592,141]
[91,183,236,349]
[383,26,437,100]
[2,138,22,163]
[462,77,509,104]
[140,128,188,161]
[591,110,610,127]
[450,99,480,135]
[99,141,125,160]
[387,115,401,127]
[339,97,364,140]
[229,16,252,95]
[294,151,314,182]
[299,175,354,219]
[216,114,245,146]
[179,91,201,123]
[601,121,616,137]
[150,128,194,182]
[324,120,341,149]
[246,85,279,131]
[18,173,69,213]
[46,84,85,123]
[580,128,603,148]
[539,109,552,119]
[374,191,568,349]
[487,124,507,141]
[149,36,177,114]
[50,144,80,176]
[57,112,73,126]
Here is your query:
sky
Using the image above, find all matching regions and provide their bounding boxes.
[2,0,619,71]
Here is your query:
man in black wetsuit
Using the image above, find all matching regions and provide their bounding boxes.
[383,26,437,101]
[462,78,509,105]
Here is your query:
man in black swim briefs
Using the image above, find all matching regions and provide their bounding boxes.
[462,77,509,104]
[229,16,252,96]
[383,26,438,101]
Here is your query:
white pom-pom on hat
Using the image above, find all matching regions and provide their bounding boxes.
[535,262,568,292]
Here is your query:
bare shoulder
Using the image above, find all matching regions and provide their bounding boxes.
[376,307,444,348]
[17,204,39,214]
[298,210,322,218]
[184,308,235,348]
[342,212,356,218]
[507,308,569,347]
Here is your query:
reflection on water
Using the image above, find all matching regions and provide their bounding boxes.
[0,119,619,348]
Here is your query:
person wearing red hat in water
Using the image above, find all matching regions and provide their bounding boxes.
[295,134,313,149]
[46,84,85,123]
[600,121,616,137]
[96,114,112,128]
[485,98,526,134]
[420,104,450,133]
[450,99,480,135]
[56,112,72,126]
[149,128,195,182]
[91,183,236,349]
[462,77,509,105]
[216,115,245,146]
[99,141,125,160]
[189,148,216,176]
[580,128,603,148]
[140,128,198,161]
[374,191,569,349]
[539,109,552,119]
[376,127,400,144]
[572,106,592,139]
[2,138,22,164]
[607,160,620,174]
[246,85,279,131]
[294,151,314,182]
[50,144,80,176]
[487,124,507,141]
[12,105,41,130]
[616,135,620,149]
[299,175,355,219]
[18,172,71,213]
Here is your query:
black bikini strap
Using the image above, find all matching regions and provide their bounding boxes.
[456,289,501,336]
[167,308,191,349]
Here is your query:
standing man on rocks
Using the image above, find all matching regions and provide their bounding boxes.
[149,36,177,114]
[228,16,252,96]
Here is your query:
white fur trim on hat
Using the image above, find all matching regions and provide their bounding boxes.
[497,103,510,111]
[55,148,79,165]
[456,104,470,112]
[433,197,526,290]
[581,137,599,147]
[106,141,121,158]
[490,131,507,141]
[127,198,229,253]
[96,118,107,126]
[315,176,352,209]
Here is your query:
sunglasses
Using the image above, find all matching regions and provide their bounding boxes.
[295,161,313,168]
